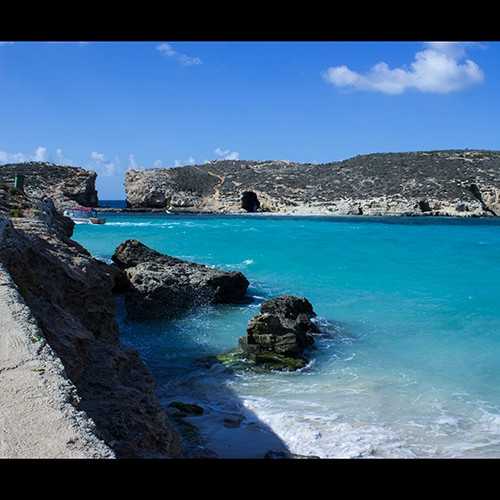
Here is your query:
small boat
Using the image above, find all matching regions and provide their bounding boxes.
[63,207,106,225]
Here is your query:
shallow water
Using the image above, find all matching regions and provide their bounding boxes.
[74,213,500,458]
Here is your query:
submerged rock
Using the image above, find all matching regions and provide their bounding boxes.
[168,401,204,416]
[112,239,249,319]
[238,295,318,371]
[223,415,244,428]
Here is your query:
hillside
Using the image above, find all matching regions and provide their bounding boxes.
[125,150,500,217]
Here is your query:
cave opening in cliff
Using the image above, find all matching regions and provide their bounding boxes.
[241,191,260,212]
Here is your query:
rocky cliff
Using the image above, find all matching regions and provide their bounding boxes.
[125,150,500,217]
[0,184,181,458]
[0,162,98,210]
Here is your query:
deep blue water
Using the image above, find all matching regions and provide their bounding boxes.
[99,199,127,208]
[74,212,500,457]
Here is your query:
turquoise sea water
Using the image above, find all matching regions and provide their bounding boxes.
[74,213,500,458]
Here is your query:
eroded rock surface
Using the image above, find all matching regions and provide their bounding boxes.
[238,296,318,370]
[0,185,181,458]
[125,150,500,217]
[0,162,98,210]
[112,239,249,319]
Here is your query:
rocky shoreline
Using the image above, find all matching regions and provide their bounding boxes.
[124,150,500,218]
[1,174,317,458]
[3,151,498,458]
[0,183,181,458]
[95,207,497,219]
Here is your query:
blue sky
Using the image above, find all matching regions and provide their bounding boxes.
[0,41,498,199]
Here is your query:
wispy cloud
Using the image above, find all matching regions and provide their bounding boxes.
[174,156,196,167]
[55,148,74,165]
[214,147,239,160]
[0,150,26,163]
[128,154,138,170]
[0,42,15,46]
[89,151,119,176]
[323,42,485,95]
[0,145,53,164]
[156,43,202,66]
[90,151,105,162]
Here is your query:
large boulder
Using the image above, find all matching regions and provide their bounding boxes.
[112,239,249,319]
[239,295,318,370]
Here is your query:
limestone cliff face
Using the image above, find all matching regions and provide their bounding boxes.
[0,162,98,209]
[0,185,181,458]
[125,150,500,217]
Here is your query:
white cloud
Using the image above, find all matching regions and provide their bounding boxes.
[0,145,60,164]
[0,150,26,163]
[157,43,176,57]
[34,146,47,162]
[323,42,484,95]
[90,151,105,162]
[156,42,202,66]
[214,147,239,160]
[89,151,122,176]
[0,42,14,46]
[177,54,202,66]
[153,160,162,167]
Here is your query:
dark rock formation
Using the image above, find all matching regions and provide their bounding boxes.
[239,296,318,371]
[112,239,249,319]
[241,191,260,212]
[0,185,181,458]
[418,200,432,212]
[168,401,204,416]
[0,162,98,210]
[125,150,500,217]
[223,415,244,428]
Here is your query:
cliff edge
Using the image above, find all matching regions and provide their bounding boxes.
[0,162,98,209]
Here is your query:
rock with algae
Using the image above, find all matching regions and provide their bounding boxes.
[205,296,319,372]
[239,296,318,371]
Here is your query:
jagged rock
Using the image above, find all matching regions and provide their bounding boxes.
[124,150,500,217]
[0,162,98,210]
[0,187,181,458]
[112,239,249,320]
[238,295,318,371]
[260,295,318,323]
